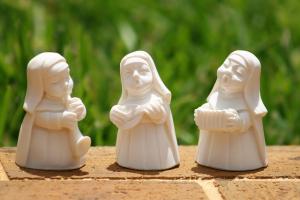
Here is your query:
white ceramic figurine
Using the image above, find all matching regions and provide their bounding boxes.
[110,51,180,170]
[194,50,268,171]
[16,52,91,170]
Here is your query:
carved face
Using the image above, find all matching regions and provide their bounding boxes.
[217,56,249,94]
[122,62,153,97]
[44,63,73,99]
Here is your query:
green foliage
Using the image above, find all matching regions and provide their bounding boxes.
[0,0,300,146]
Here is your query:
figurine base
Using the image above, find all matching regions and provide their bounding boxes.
[16,159,86,171]
[196,162,267,172]
[116,162,180,171]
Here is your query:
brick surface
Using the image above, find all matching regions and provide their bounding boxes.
[0,180,207,200]
[216,180,300,200]
[0,146,299,180]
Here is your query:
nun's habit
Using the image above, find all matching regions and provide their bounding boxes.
[196,50,268,171]
[112,51,180,170]
[16,52,86,170]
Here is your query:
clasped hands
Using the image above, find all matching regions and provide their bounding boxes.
[62,97,86,130]
[110,98,166,128]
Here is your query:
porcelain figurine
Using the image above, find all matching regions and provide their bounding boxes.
[110,51,180,170]
[16,52,91,170]
[194,50,268,171]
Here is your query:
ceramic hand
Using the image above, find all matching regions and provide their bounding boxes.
[125,105,144,120]
[225,109,243,132]
[194,104,211,128]
[68,97,86,120]
[110,105,130,128]
[144,98,166,122]
[62,111,78,130]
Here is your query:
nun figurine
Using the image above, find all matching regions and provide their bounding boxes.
[16,52,91,170]
[194,50,268,171]
[109,51,180,170]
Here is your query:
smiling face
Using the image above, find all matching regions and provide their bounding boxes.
[44,62,73,100]
[121,60,153,97]
[217,54,249,94]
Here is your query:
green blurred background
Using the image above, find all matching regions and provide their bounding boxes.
[0,0,300,146]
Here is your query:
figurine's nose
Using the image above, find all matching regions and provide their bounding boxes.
[133,70,140,80]
[222,68,232,76]
[221,70,232,83]
[63,81,68,92]
[65,80,69,86]
[222,74,230,83]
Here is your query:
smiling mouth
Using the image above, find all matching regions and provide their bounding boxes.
[134,84,144,90]
[134,80,143,86]
[222,75,230,82]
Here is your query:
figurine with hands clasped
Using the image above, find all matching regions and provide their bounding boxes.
[110,51,180,170]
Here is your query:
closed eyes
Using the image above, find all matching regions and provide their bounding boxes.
[236,67,245,76]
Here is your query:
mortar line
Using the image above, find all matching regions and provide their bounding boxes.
[196,179,223,200]
[229,178,300,182]
[7,176,300,181]
[0,160,9,181]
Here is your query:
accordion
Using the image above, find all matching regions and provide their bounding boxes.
[196,109,231,130]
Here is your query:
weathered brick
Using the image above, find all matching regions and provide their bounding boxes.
[0,146,299,180]
[0,180,207,200]
[216,180,300,200]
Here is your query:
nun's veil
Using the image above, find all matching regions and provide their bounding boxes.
[117,51,180,163]
[118,51,171,104]
[207,50,267,116]
[16,52,66,166]
[207,50,268,165]
[24,52,66,114]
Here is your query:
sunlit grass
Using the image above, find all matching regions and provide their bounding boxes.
[0,0,300,146]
